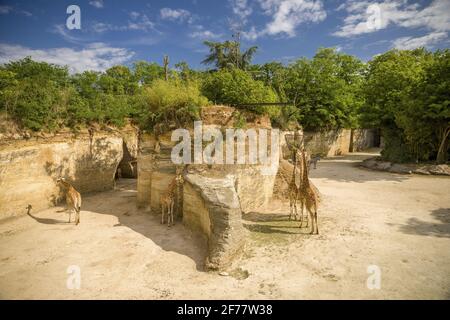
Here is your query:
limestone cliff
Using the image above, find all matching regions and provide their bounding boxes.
[0,126,138,219]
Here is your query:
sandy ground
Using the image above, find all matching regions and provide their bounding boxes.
[0,151,449,299]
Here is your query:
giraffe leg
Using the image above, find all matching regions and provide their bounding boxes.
[308,208,315,234]
[68,210,71,223]
[161,204,165,224]
[289,200,293,221]
[314,210,319,234]
[168,201,174,227]
[293,200,298,221]
[75,210,80,225]
[171,201,175,226]
[304,204,309,228]
[313,202,319,235]
[299,200,305,228]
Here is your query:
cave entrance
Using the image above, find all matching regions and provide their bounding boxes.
[116,141,137,180]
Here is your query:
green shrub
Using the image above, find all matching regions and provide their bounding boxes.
[138,79,210,130]
[201,68,280,118]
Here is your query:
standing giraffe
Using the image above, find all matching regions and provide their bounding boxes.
[288,151,300,221]
[297,149,319,234]
[57,178,82,225]
[160,166,184,227]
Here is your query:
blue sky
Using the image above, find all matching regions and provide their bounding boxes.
[0,0,449,73]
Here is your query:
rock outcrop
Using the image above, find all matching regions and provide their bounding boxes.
[0,126,139,220]
[137,106,281,270]
[360,158,450,176]
[183,171,244,270]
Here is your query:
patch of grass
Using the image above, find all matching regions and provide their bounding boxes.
[243,219,304,247]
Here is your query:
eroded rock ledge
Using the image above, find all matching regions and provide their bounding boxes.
[183,171,245,270]
[360,158,450,176]
[0,125,139,219]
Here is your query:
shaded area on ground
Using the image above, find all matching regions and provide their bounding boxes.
[391,208,450,238]
[1,151,449,299]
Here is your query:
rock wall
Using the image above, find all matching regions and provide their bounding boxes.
[0,127,139,220]
[351,129,379,152]
[118,126,139,178]
[183,172,245,270]
[137,106,280,270]
[303,128,378,157]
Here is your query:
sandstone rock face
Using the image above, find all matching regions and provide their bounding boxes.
[118,126,139,178]
[303,128,378,157]
[0,128,138,220]
[184,172,245,270]
[137,106,280,270]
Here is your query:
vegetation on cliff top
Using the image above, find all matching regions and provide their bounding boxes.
[0,39,449,163]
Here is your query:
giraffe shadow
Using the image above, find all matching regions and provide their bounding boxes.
[243,211,311,235]
[27,212,68,225]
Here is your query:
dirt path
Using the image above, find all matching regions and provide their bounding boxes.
[1,152,449,299]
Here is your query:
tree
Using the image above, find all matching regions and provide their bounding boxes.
[0,58,71,130]
[201,68,279,117]
[202,40,258,70]
[361,48,433,162]
[132,61,164,85]
[284,48,365,130]
[249,62,287,100]
[399,49,450,163]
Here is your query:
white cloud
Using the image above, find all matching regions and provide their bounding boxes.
[91,12,155,33]
[0,5,13,14]
[334,0,450,37]
[89,0,104,9]
[127,13,155,31]
[230,0,253,23]
[20,10,32,17]
[392,31,448,49]
[242,26,259,40]
[52,24,84,43]
[189,25,223,40]
[0,43,134,73]
[0,5,32,16]
[245,0,326,39]
[189,30,223,40]
[160,8,191,22]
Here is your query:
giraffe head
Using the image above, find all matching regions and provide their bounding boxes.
[56,177,70,188]
[175,166,185,185]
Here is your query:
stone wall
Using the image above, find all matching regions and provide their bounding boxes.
[351,129,379,152]
[0,127,139,220]
[303,128,378,157]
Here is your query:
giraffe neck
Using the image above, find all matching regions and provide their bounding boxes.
[301,151,310,187]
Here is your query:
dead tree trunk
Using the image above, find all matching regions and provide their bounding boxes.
[163,55,169,81]
[436,126,450,164]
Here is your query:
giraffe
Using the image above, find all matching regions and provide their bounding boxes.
[160,166,184,227]
[56,178,82,225]
[295,148,309,225]
[297,149,319,234]
[288,150,300,221]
